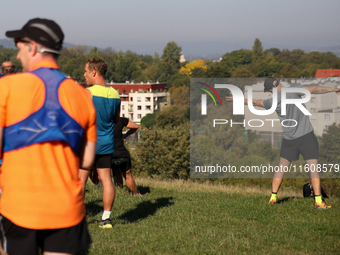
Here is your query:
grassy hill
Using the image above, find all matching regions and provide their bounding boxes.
[80,178,339,254]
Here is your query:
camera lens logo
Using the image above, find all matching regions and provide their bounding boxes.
[198,82,222,115]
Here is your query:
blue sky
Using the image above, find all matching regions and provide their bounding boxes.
[1,0,339,56]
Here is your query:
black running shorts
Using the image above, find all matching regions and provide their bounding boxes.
[280,131,319,161]
[0,215,92,255]
[95,154,112,168]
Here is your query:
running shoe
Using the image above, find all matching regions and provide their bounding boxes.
[315,201,331,209]
[99,218,113,229]
[268,199,276,205]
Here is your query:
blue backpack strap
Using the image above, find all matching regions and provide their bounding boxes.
[31,68,66,109]
[3,68,84,154]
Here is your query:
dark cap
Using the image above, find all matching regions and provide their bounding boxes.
[264,77,280,92]
[6,18,64,54]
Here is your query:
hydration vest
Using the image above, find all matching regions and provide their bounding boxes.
[3,68,84,154]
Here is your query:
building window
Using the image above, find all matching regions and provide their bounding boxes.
[311,108,316,113]
[146,105,151,110]
[137,114,142,119]
[325,125,329,130]
[325,114,330,120]
[130,97,133,101]
[122,105,125,110]
[139,89,143,92]
[130,89,133,93]
[137,97,141,102]
[311,97,316,103]
[311,119,316,126]
[321,72,323,74]
[123,89,126,94]
[116,89,119,93]
[146,97,151,102]
[138,105,142,110]
[122,114,125,117]
[130,113,133,120]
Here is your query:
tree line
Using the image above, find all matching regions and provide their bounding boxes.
[1,38,340,86]
[1,39,340,196]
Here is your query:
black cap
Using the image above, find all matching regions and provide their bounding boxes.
[6,18,64,54]
[264,77,280,92]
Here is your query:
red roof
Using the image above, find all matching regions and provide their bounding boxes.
[315,69,340,78]
[110,83,167,102]
[82,82,167,102]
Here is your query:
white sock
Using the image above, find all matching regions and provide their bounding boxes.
[102,211,111,220]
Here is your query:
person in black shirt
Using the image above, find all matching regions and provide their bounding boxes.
[112,117,142,196]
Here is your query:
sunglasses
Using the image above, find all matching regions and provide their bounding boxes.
[14,38,31,47]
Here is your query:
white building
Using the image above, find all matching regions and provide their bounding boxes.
[109,81,170,124]
[179,54,186,63]
[120,91,170,124]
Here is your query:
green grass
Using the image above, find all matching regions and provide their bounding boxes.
[80,178,340,254]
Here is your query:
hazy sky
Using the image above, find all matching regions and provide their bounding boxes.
[1,0,339,55]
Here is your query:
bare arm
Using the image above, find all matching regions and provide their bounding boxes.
[79,141,96,170]
[225,96,265,108]
[123,120,140,139]
[303,86,340,94]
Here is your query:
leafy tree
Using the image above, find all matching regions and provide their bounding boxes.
[278,63,301,78]
[166,73,189,88]
[275,49,290,63]
[252,38,263,62]
[68,45,89,56]
[141,54,154,65]
[205,62,231,78]
[231,68,255,78]
[134,124,190,179]
[169,86,190,106]
[161,41,182,75]
[264,48,281,56]
[114,50,142,82]
[320,123,340,163]
[153,52,160,64]
[301,64,322,78]
[155,105,188,128]
[179,59,207,77]
[0,53,6,63]
[152,62,170,82]
[60,55,87,81]
[221,49,253,70]
[289,49,305,66]
[141,113,157,128]
[191,67,206,78]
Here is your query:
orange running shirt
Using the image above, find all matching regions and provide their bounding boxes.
[0,61,97,229]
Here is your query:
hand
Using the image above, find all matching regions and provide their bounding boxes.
[225,92,233,102]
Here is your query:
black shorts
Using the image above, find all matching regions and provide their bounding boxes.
[112,150,132,172]
[280,131,319,162]
[0,215,92,255]
[95,154,112,168]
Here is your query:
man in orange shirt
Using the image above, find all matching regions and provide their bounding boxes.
[0,61,16,169]
[0,18,97,255]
